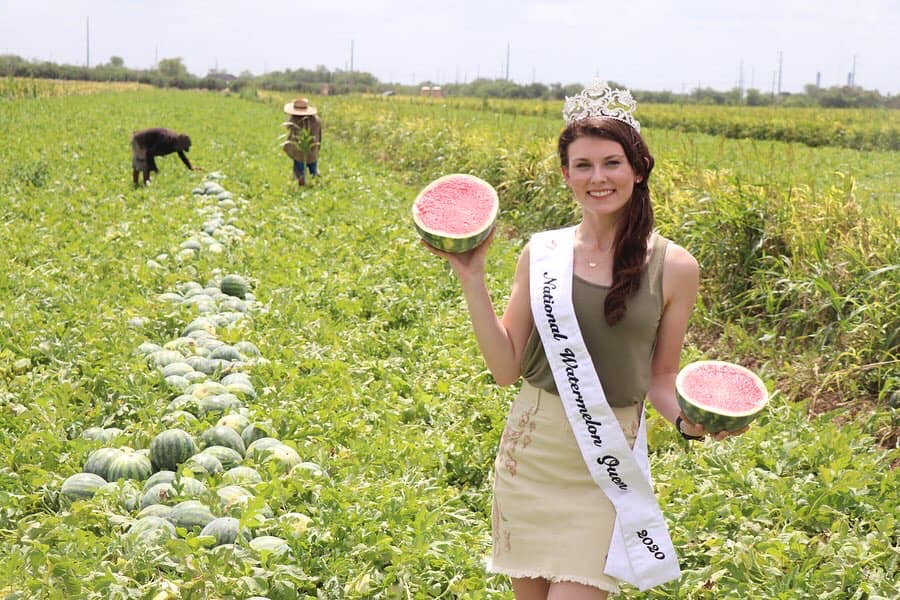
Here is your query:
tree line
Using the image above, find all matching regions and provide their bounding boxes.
[1,54,896,109]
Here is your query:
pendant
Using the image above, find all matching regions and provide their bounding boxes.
[588,262,598,268]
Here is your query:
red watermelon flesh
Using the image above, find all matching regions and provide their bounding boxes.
[415,177,496,235]
[676,360,769,432]
[412,174,498,253]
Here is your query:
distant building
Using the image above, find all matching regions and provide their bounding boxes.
[206,70,237,82]
[420,86,431,96]
[430,86,442,98]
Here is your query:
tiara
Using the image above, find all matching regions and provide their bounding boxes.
[562,79,641,132]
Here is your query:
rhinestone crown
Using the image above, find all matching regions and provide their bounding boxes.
[562,79,640,132]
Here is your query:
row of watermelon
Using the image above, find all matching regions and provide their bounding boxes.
[59,174,315,573]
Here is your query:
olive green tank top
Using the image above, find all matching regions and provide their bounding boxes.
[521,233,669,407]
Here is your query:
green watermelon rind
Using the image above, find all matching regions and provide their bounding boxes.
[83,447,126,480]
[676,360,769,433]
[200,516,244,546]
[220,274,249,299]
[200,426,246,457]
[150,429,198,472]
[61,473,107,501]
[412,173,498,254]
[106,451,154,482]
[169,500,216,531]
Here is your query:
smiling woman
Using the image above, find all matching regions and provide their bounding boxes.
[422,80,716,599]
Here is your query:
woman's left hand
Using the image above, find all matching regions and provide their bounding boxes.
[679,412,749,441]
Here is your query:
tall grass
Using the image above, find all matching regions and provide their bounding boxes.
[324,95,899,410]
[396,94,900,151]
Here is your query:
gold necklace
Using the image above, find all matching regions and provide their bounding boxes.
[586,246,612,268]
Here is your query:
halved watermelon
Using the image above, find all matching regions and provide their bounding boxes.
[676,360,769,432]
[412,174,498,253]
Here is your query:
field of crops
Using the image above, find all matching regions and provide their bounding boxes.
[0,86,897,599]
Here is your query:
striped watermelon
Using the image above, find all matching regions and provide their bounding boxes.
[200,516,244,546]
[220,274,249,299]
[200,426,246,457]
[143,470,177,491]
[217,413,251,434]
[106,449,153,482]
[189,381,228,399]
[61,473,106,502]
[137,503,175,520]
[210,345,242,361]
[83,447,125,480]
[169,500,216,531]
[141,483,178,509]
[161,410,199,429]
[200,445,243,469]
[262,445,302,474]
[150,429,198,471]
[234,341,260,357]
[222,466,264,486]
[241,423,272,447]
[216,484,254,516]
[245,437,284,461]
[171,476,208,498]
[197,394,243,418]
[676,360,769,432]
[183,452,224,477]
[249,535,289,555]
[128,516,177,546]
[412,173,499,253]
[82,426,124,442]
[224,381,256,400]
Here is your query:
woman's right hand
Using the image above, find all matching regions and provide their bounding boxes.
[420,226,496,283]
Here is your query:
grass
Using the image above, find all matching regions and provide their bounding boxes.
[0,87,896,598]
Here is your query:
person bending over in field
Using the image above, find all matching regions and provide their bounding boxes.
[131,127,195,186]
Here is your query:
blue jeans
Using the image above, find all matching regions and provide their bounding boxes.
[293,160,318,180]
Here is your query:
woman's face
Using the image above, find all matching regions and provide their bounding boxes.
[561,136,639,217]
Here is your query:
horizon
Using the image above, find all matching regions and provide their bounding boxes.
[1,0,898,95]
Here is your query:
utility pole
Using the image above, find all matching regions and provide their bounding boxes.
[850,54,857,86]
[350,40,354,72]
[505,42,510,81]
[777,50,783,94]
[738,60,744,99]
[86,17,90,68]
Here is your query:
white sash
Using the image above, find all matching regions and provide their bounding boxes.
[528,226,680,591]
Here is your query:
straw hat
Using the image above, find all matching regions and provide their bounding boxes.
[283,97,317,116]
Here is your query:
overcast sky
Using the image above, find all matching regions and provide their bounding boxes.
[2,0,898,94]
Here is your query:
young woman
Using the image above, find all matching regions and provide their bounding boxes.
[424,82,744,599]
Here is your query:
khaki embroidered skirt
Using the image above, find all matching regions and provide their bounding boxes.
[487,381,643,593]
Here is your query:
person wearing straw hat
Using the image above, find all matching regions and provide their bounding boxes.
[281,97,322,187]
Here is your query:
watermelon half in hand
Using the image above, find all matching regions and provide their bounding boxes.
[676,360,769,432]
[412,174,498,253]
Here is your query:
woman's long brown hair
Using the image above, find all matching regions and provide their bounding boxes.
[558,118,655,326]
